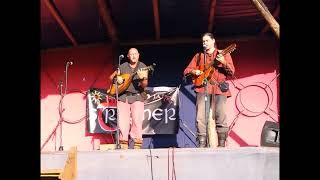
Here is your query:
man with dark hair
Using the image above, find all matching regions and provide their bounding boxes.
[183,33,235,147]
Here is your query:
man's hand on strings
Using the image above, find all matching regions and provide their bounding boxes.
[216,54,226,66]
[192,69,203,76]
[137,69,148,80]
[116,76,124,84]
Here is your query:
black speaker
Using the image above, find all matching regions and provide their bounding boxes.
[260,121,279,147]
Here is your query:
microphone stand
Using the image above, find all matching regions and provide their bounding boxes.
[58,79,64,151]
[115,56,122,149]
[58,62,71,151]
[64,62,71,95]
[203,47,210,148]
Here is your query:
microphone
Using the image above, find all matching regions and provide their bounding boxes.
[66,61,73,66]
[118,54,124,71]
[118,55,124,69]
[203,44,207,50]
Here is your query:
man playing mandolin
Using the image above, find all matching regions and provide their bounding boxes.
[183,33,235,148]
[109,48,149,149]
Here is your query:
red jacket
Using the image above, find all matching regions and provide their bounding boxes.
[184,49,235,97]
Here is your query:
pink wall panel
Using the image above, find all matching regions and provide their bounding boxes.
[223,40,279,147]
[41,44,116,151]
[41,40,279,151]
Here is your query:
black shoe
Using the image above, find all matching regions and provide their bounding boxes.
[218,140,225,147]
[197,136,207,148]
[199,142,207,148]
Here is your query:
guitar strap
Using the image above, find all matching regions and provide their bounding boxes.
[196,51,212,67]
[196,51,211,70]
[127,61,141,76]
[133,61,141,76]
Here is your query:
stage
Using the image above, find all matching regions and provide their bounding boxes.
[41,147,279,180]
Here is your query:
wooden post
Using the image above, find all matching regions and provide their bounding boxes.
[41,146,77,180]
[59,146,77,180]
[251,0,280,39]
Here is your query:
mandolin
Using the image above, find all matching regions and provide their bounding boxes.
[106,63,156,96]
[192,43,236,87]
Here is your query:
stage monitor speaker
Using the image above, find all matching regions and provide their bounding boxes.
[260,121,279,147]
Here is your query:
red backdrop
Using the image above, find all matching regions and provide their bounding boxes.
[41,39,279,151]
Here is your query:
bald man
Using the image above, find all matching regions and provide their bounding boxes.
[109,48,149,149]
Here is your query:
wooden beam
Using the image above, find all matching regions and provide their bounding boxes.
[41,36,277,51]
[152,0,161,40]
[97,0,119,43]
[41,169,64,177]
[119,36,276,46]
[260,4,280,35]
[43,0,78,46]
[208,0,217,33]
[251,0,279,39]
